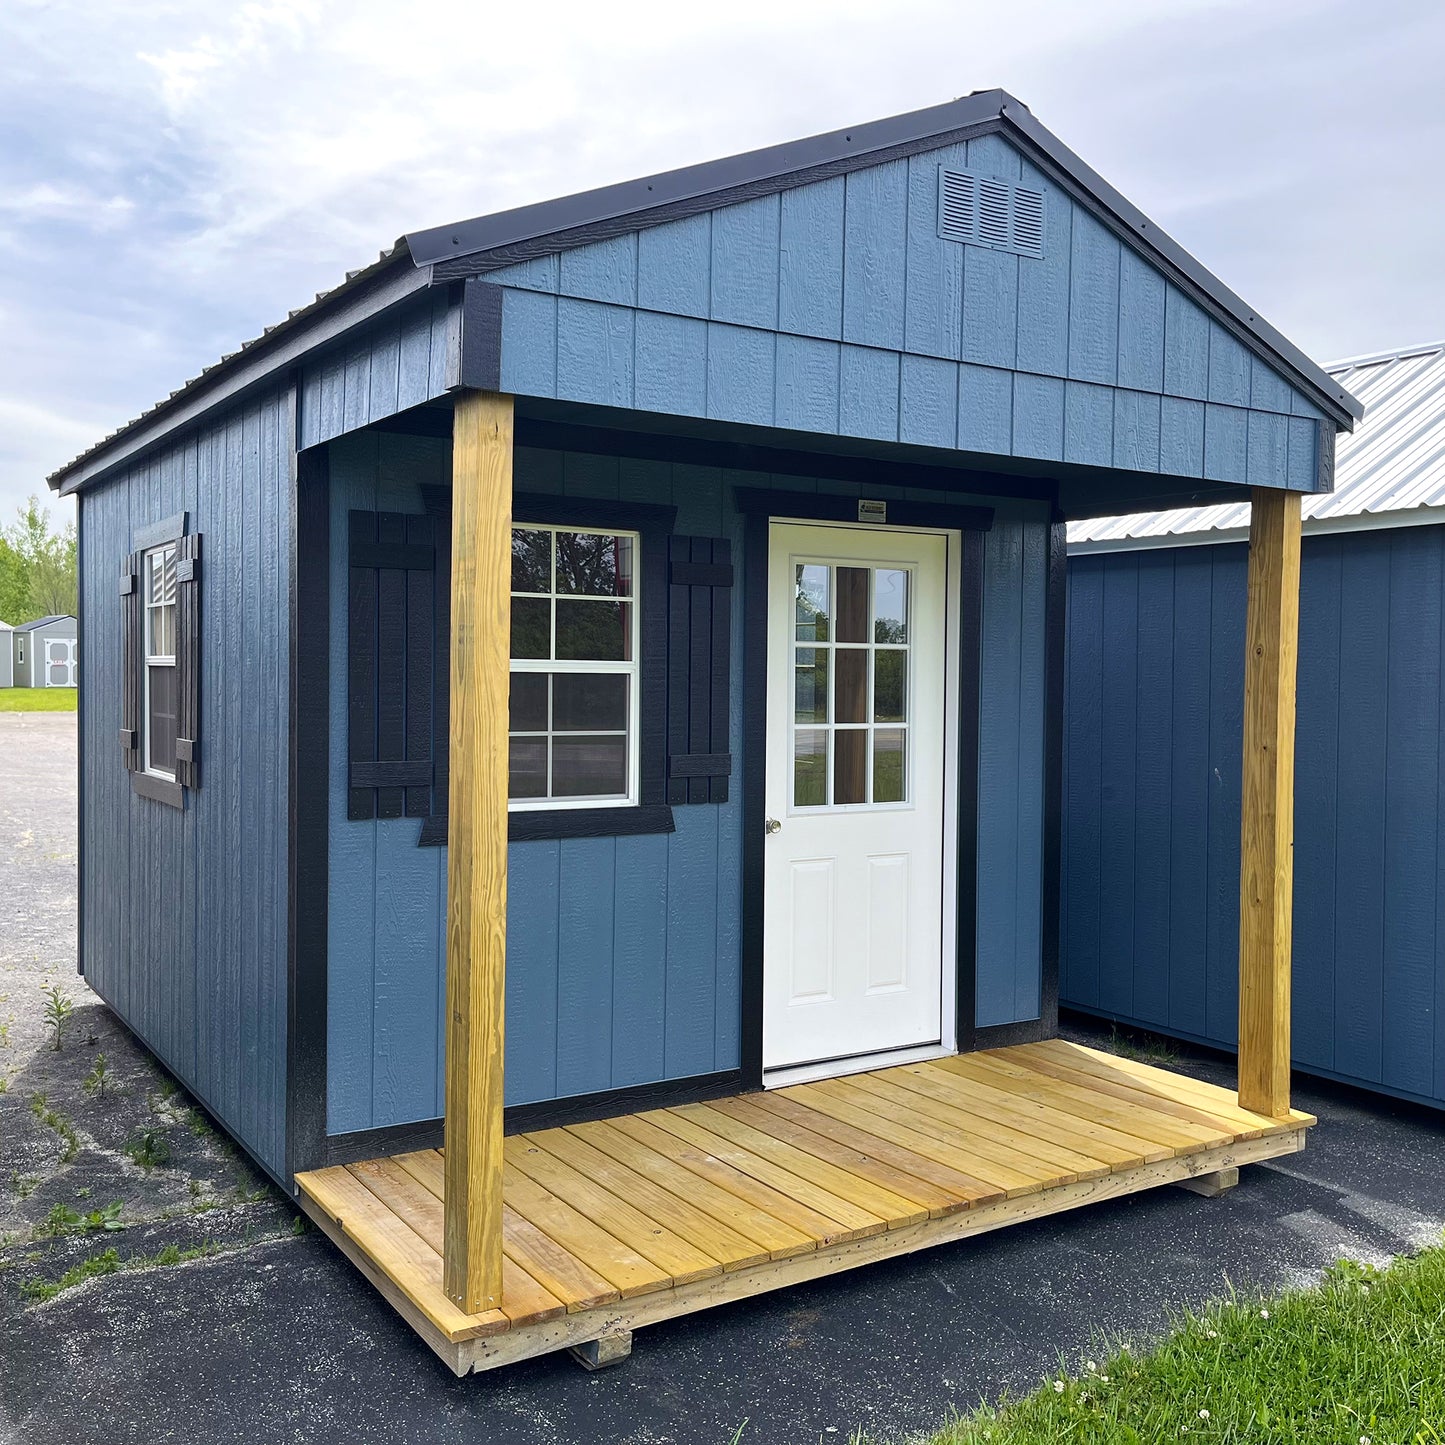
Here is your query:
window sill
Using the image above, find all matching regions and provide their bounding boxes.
[417,803,675,847]
[132,771,185,810]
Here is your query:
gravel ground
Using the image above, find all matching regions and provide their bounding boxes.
[3,711,1444,1445]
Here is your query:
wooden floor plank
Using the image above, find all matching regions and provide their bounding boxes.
[714,1094,974,1219]
[915,1058,1171,1163]
[676,1102,929,1228]
[504,1137,725,1287]
[296,1165,508,1342]
[347,1158,567,1326]
[605,1112,850,1246]
[500,1206,620,1313]
[752,1089,1006,1209]
[954,1053,1232,1153]
[1008,1046,1269,1139]
[637,1107,888,1239]
[1031,1041,1316,1132]
[566,1119,818,1260]
[523,1128,771,1272]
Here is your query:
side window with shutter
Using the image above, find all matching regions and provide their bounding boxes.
[121,513,202,807]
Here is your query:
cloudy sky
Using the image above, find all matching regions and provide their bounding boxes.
[3,0,1442,524]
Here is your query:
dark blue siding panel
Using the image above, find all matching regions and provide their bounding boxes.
[1064,528,1445,1109]
[80,387,292,1178]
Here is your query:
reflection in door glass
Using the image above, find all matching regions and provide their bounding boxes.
[790,560,912,810]
[795,565,830,641]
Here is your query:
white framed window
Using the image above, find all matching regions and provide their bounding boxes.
[15,637,24,665]
[143,543,179,779]
[508,525,640,809]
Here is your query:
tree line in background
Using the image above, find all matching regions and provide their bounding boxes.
[0,498,78,625]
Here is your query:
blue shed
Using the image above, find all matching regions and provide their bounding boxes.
[1064,340,1445,1110]
[51,92,1361,1372]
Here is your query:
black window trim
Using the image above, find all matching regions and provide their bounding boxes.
[129,510,189,811]
[505,493,678,842]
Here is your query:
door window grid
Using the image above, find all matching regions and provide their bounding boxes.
[508,525,640,808]
[791,562,911,810]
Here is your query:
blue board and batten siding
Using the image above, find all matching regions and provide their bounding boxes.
[325,433,1050,1134]
[1062,529,1445,1108]
[79,386,292,1178]
[487,134,1325,490]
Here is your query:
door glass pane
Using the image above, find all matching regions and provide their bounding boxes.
[794,729,828,806]
[874,650,906,722]
[873,729,906,803]
[835,567,869,643]
[555,600,630,661]
[834,649,868,724]
[148,602,176,658]
[553,736,627,796]
[509,673,548,732]
[510,597,551,659]
[555,532,632,597]
[511,528,552,592]
[795,564,830,642]
[874,569,908,643]
[508,738,548,798]
[552,673,628,732]
[833,729,867,805]
[794,648,829,723]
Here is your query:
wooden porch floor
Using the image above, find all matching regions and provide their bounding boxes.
[296,1040,1315,1375]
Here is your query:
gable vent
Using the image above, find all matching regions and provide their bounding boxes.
[937,166,1046,259]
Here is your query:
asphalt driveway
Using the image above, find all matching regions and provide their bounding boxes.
[3,711,1444,1445]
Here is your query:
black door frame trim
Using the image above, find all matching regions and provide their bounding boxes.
[739,495,990,1088]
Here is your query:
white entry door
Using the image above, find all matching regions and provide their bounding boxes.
[763,522,952,1076]
[44,638,77,688]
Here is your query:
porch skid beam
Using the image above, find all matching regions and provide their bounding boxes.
[443,390,513,1313]
[1237,486,1301,1119]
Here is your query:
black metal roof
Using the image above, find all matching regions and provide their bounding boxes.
[48,90,1362,493]
[12,614,77,631]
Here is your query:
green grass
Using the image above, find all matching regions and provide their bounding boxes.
[927,1248,1445,1444]
[0,688,77,711]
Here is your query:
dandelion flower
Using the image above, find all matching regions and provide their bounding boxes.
[1259,1308,1270,1319]
[1199,1408,1210,1420]
[1205,1328,1218,1339]
[1086,1360,1097,1372]
[1053,1379,1065,1394]
[1100,1375,1110,1384]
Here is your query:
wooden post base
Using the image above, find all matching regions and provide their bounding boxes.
[1172,1166,1240,1198]
[569,1331,633,1371]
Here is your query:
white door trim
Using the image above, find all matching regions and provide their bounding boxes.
[760,518,962,1087]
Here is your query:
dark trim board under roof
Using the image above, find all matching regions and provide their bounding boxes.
[48,89,1361,495]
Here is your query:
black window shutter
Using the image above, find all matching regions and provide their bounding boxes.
[119,553,141,770]
[667,536,733,805]
[347,510,440,822]
[174,533,202,789]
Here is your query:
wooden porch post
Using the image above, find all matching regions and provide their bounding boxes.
[1237,485,1301,1119]
[443,390,513,1313]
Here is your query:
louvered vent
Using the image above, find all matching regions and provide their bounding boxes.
[937,166,1046,259]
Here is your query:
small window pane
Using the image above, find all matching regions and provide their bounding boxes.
[148,603,176,659]
[552,673,627,732]
[793,648,829,723]
[509,673,548,732]
[552,736,627,797]
[511,529,551,593]
[556,532,632,597]
[508,738,548,798]
[794,729,828,807]
[834,729,867,805]
[148,664,178,775]
[835,567,869,644]
[795,564,830,642]
[873,728,906,803]
[149,547,177,606]
[874,651,906,722]
[555,600,630,661]
[510,597,551,660]
[874,569,908,643]
[834,649,868,724]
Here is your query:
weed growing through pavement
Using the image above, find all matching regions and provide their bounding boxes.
[36,1201,124,1238]
[41,986,74,1051]
[29,1094,80,1162]
[82,1052,118,1100]
[124,1128,172,1171]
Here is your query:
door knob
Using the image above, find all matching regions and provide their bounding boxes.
[765,818,782,835]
